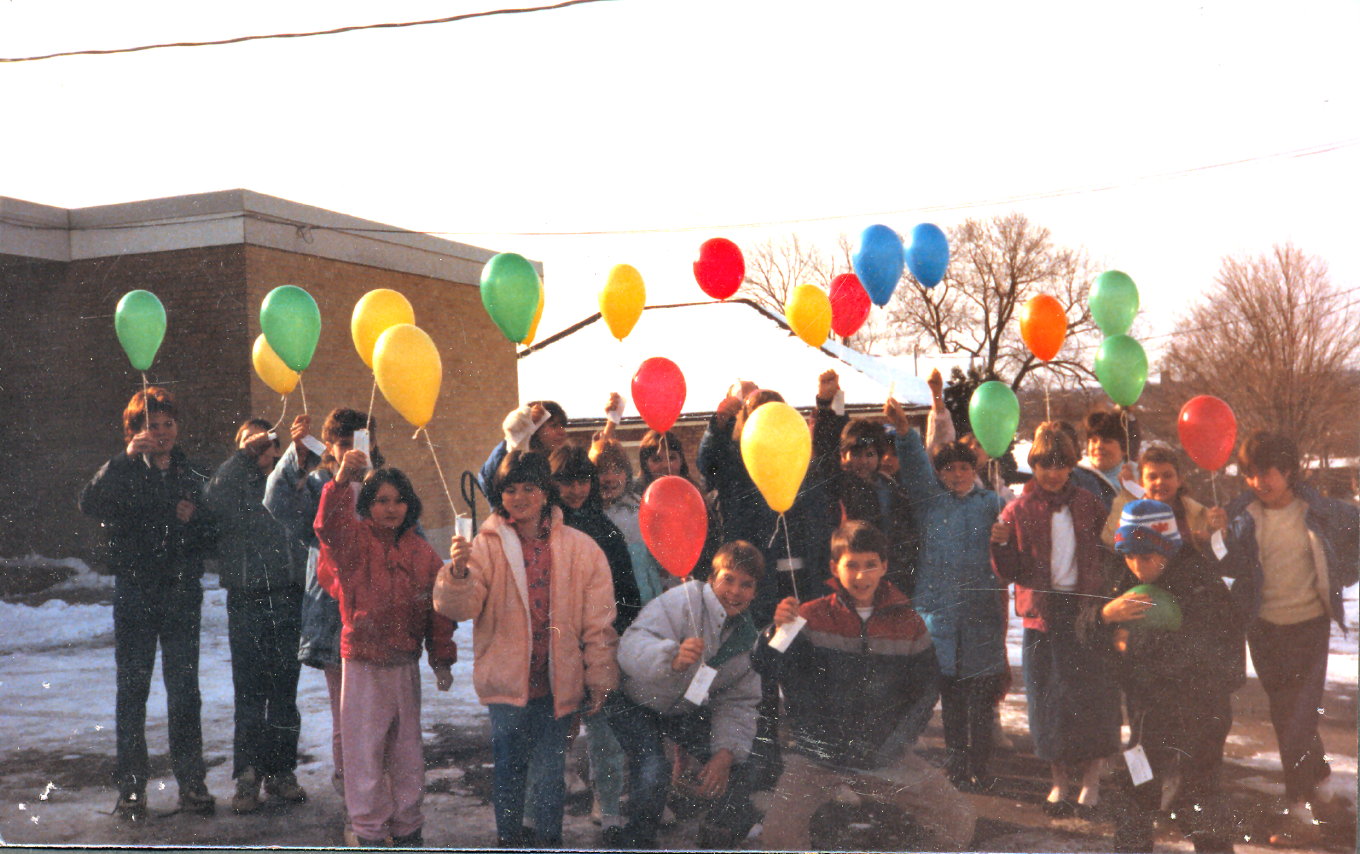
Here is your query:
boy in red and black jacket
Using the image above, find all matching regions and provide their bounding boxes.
[754,521,975,851]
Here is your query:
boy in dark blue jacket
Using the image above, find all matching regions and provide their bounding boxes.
[754,521,975,850]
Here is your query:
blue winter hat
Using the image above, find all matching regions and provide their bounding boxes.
[1113,499,1182,557]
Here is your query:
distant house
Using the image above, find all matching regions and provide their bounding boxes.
[516,299,933,475]
[0,190,523,561]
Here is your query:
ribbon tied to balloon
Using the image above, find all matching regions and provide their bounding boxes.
[740,401,812,599]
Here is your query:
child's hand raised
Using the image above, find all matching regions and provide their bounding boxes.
[448,534,472,577]
[434,665,453,692]
[817,370,840,404]
[928,368,944,401]
[714,394,743,426]
[290,414,312,455]
[773,596,801,627]
[671,637,705,671]
[1206,506,1228,533]
[882,398,909,433]
[335,449,370,486]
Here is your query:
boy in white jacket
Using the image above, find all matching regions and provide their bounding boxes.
[604,541,764,849]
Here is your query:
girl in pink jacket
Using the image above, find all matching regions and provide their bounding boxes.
[435,450,619,847]
[315,453,456,847]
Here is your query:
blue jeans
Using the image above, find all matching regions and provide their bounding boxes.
[487,696,571,843]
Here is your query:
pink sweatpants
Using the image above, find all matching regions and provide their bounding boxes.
[340,659,425,840]
[325,664,344,784]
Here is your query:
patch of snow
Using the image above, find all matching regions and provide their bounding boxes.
[0,599,113,654]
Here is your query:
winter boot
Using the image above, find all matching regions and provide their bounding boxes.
[390,829,423,848]
[113,789,147,822]
[232,768,261,814]
[264,772,308,803]
[178,783,217,816]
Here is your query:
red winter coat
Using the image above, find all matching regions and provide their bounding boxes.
[315,481,456,667]
[990,479,1106,633]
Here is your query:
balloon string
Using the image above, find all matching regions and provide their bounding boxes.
[140,371,149,407]
[422,427,459,517]
[368,376,379,429]
[1211,470,1220,507]
[272,393,289,432]
[1044,384,1051,423]
[780,514,801,604]
[299,374,309,415]
[662,432,673,477]
[1120,408,1132,464]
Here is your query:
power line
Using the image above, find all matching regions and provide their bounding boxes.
[0,0,615,63]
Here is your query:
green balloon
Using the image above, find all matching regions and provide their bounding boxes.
[968,380,1020,460]
[1090,270,1139,335]
[1095,334,1148,406]
[480,253,542,344]
[1126,583,1182,632]
[114,290,167,372]
[260,285,321,373]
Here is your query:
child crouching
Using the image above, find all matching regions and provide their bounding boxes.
[754,521,976,851]
[315,452,456,847]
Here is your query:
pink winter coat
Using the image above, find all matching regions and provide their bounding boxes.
[433,507,619,718]
[314,480,456,668]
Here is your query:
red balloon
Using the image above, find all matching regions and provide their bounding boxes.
[828,273,871,338]
[1178,395,1237,471]
[632,357,686,433]
[693,238,745,300]
[639,475,708,579]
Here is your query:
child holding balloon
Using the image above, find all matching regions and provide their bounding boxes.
[478,400,569,493]
[990,424,1121,817]
[263,408,383,812]
[434,450,619,848]
[1087,500,1243,852]
[314,455,456,848]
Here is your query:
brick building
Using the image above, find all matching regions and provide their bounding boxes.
[0,190,525,562]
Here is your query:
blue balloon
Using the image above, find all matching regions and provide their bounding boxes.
[905,223,950,288]
[852,224,905,307]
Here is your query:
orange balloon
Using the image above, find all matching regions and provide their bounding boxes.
[1019,294,1067,362]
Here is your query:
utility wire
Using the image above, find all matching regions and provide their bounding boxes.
[0,0,615,63]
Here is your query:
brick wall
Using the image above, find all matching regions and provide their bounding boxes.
[0,243,517,563]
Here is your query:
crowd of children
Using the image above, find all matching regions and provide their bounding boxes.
[77,377,1358,851]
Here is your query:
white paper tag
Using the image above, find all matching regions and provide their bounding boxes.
[352,429,371,460]
[832,389,846,416]
[606,395,625,424]
[268,430,278,442]
[1122,479,1146,499]
[1210,530,1228,561]
[455,515,475,542]
[683,664,718,706]
[1124,744,1155,786]
[768,616,807,653]
[775,557,804,574]
[302,435,327,457]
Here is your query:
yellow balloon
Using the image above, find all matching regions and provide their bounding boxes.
[785,284,832,348]
[373,324,442,429]
[739,402,811,513]
[352,289,416,368]
[521,286,546,346]
[599,264,646,341]
[252,334,299,395]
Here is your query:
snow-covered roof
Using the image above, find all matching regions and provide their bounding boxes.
[517,299,932,420]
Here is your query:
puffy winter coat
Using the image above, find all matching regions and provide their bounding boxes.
[79,447,217,583]
[754,578,939,769]
[313,481,456,667]
[618,581,762,762]
[204,449,302,592]
[895,427,1008,679]
[434,507,619,719]
[991,478,1108,633]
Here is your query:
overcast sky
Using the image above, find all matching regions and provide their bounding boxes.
[3,0,1357,353]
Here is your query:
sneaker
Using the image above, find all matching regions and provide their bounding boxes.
[178,785,216,816]
[264,772,308,803]
[114,790,147,822]
[232,768,261,814]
